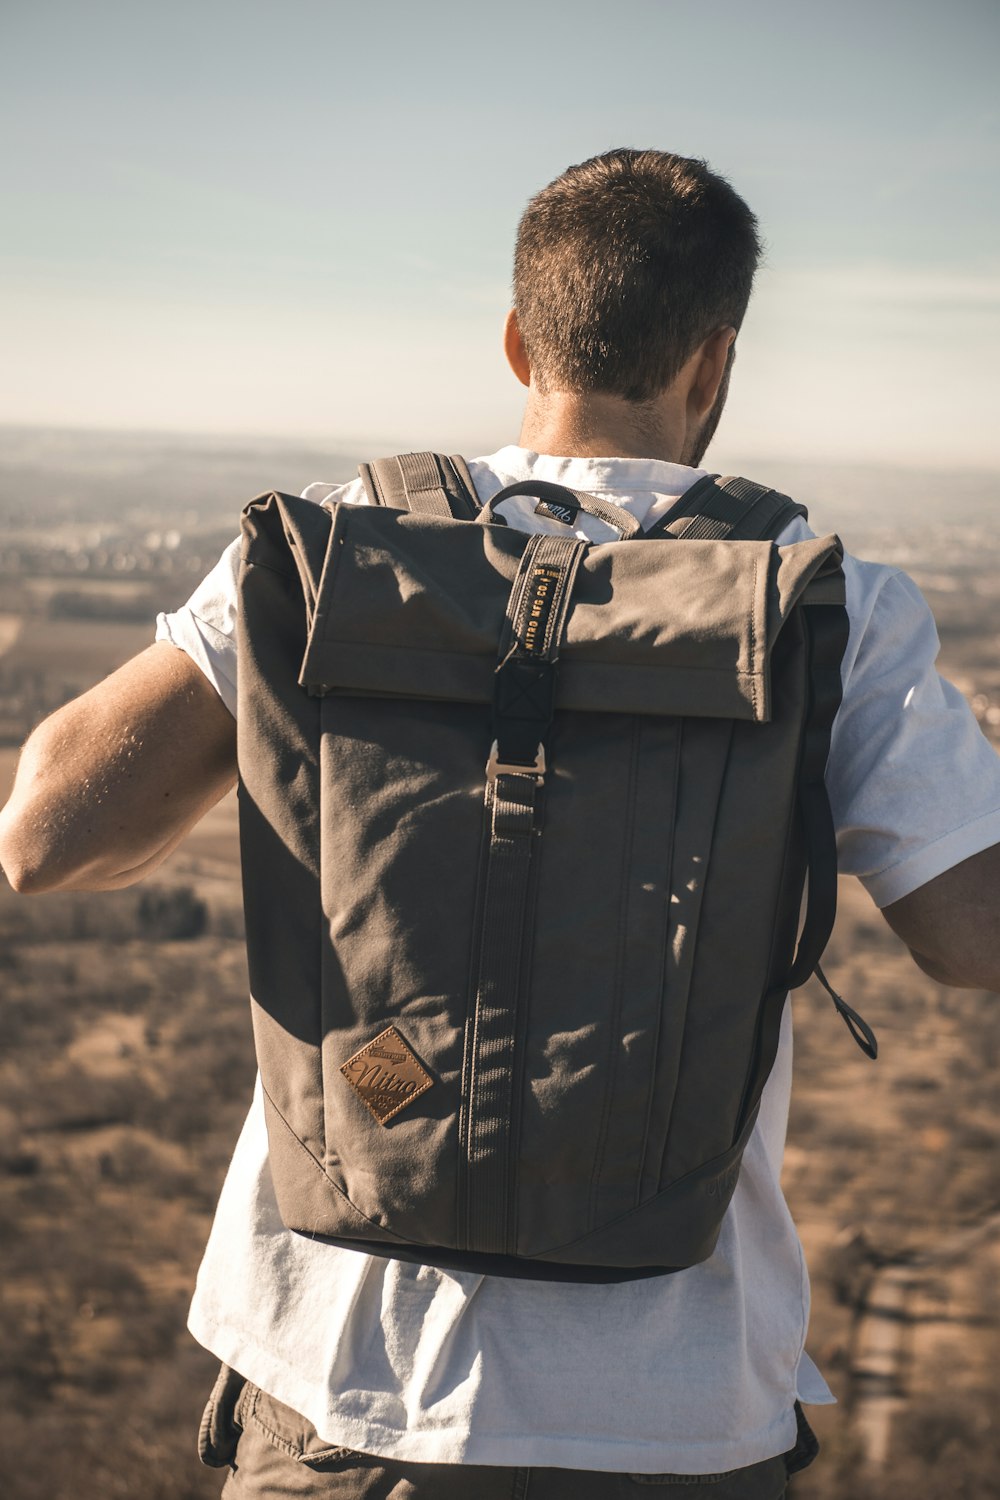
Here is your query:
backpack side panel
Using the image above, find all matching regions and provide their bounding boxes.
[237,502,325,1174]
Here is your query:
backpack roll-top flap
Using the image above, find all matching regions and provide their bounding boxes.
[298,503,843,723]
[769,532,846,645]
[241,491,333,629]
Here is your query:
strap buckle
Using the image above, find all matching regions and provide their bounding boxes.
[485,741,546,786]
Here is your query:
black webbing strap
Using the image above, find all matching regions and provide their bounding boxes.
[645,475,807,542]
[462,533,586,1254]
[785,594,850,991]
[737,575,870,1126]
[786,584,878,1060]
[358,451,480,519]
[491,534,585,769]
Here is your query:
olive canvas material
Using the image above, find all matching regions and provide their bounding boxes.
[235,467,847,1281]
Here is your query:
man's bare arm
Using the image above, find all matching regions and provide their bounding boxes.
[882,843,1000,990]
[0,642,237,893]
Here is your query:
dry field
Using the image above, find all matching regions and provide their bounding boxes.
[1,506,998,1499]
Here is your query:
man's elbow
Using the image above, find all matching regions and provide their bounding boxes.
[883,854,1000,992]
[0,840,126,894]
[0,732,66,891]
[906,941,1000,992]
[2,857,33,894]
[1,848,53,894]
[0,813,68,894]
[0,785,95,894]
[0,807,30,891]
[0,807,145,893]
[4,865,59,896]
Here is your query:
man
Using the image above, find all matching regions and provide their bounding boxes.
[2,149,1000,1499]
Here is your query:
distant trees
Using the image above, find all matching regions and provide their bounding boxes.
[137,886,207,942]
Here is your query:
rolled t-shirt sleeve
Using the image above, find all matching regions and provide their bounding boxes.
[829,565,1000,907]
[154,536,241,718]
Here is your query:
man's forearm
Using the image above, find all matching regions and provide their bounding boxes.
[0,749,215,893]
[0,643,237,894]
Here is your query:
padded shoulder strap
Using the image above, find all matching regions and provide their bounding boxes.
[358,452,480,520]
[645,475,807,542]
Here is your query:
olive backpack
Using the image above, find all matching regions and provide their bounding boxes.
[235,452,875,1282]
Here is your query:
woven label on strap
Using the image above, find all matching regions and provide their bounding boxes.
[534,498,577,526]
[520,562,565,654]
[341,1026,434,1125]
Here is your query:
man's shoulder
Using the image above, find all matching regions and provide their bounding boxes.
[300,477,368,507]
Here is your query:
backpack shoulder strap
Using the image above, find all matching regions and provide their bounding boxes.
[358,452,480,520]
[645,474,807,542]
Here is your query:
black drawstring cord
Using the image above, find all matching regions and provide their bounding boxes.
[814,964,879,1059]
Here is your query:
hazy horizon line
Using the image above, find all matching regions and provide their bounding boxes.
[3,420,999,482]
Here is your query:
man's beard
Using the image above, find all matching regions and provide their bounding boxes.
[682,347,734,468]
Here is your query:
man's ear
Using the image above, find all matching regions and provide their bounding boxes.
[688,326,737,419]
[504,308,532,388]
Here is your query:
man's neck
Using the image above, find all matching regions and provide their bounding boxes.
[517,388,690,464]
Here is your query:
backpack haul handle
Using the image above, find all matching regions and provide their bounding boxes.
[481,480,642,540]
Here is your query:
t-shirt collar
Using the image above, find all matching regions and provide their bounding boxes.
[484,444,709,497]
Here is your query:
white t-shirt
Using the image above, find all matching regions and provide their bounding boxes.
[156,447,1000,1475]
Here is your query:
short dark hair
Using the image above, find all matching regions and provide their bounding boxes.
[513,148,762,402]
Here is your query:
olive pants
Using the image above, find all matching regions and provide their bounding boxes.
[200,1367,819,1499]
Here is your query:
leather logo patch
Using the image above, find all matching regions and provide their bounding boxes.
[340,1025,433,1125]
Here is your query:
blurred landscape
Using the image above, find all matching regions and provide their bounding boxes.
[0,426,998,1498]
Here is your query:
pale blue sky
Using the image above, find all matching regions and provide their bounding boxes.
[2,0,998,468]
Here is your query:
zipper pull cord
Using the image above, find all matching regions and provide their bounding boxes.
[814,963,879,1059]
